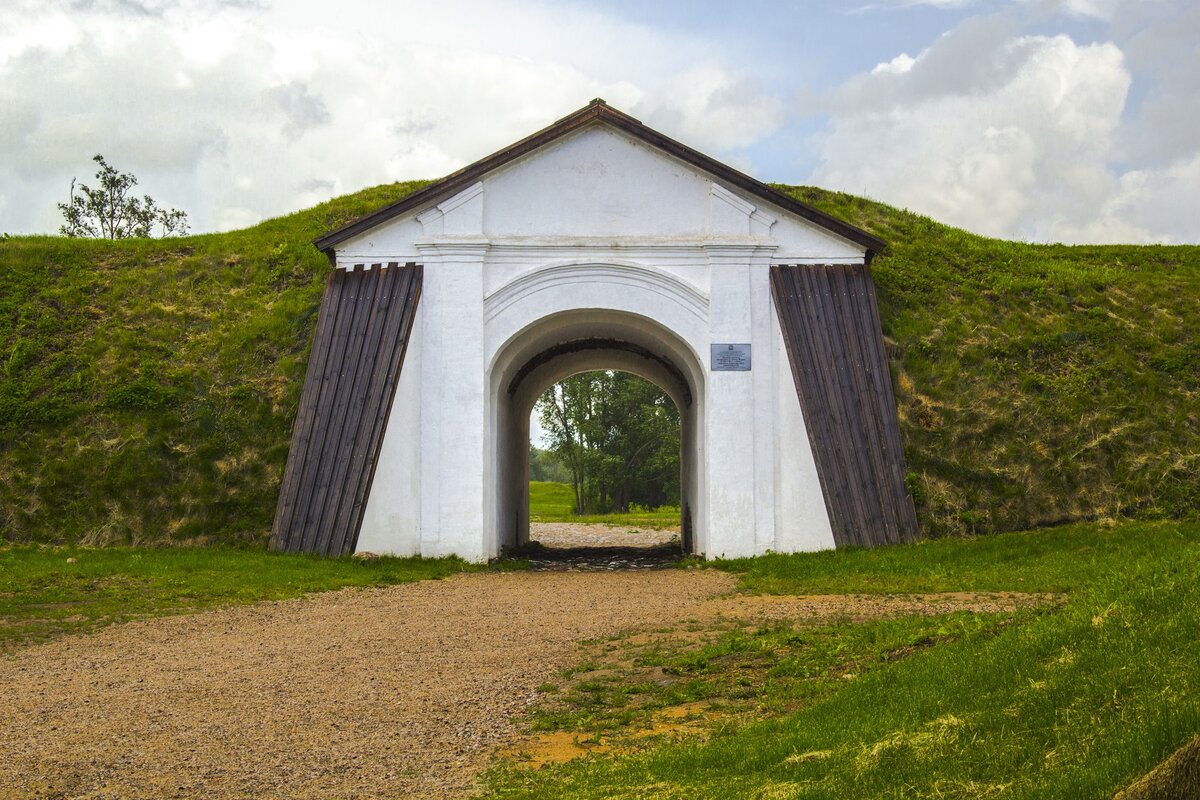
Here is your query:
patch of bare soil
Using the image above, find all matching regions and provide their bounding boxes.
[507,701,717,769]
[0,563,1060,800]
[705,590,1063,622]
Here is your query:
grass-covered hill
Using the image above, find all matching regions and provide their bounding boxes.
[1,184,1196,545]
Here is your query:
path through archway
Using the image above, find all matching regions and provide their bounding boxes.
[526,369,684,569]
[489,309,706,561]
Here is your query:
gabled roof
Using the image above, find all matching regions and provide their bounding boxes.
[314,99,887,255]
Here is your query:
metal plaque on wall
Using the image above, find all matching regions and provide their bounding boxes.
[711,343,751,371]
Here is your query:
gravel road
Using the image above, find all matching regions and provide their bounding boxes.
[529,522,678,548]
[0,570,735,800]
[1,566,1053,800]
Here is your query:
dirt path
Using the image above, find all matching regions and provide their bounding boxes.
[0,569,1056,800]
[1,570,733,800]
[529,521,678,548]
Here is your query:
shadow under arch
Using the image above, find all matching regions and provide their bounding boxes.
[487,308,707,559]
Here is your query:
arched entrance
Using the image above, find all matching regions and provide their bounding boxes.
[489,308,705,557]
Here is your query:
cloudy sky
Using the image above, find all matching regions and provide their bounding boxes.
[1,0,1196,243]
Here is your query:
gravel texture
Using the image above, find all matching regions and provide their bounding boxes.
[0,569,735,800]
[529,522,678,548]
[0,563,1057,800]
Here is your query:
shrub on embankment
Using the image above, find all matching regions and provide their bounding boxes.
[0,183,1195,544]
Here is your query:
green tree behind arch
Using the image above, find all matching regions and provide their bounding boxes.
[536,371,680,515]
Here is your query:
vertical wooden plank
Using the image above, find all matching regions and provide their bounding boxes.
[772,268,843,543]
[858,263,919,540]
[796,264,858,545]
[270,267,346,550]
[291,266,365,551]
[848,266,905,543]
[808,264,874,545]
[829,264,894,544]
[292,264,372,553]
[270,261,424,557]
[273,268,343,551]
[771,263,920,549]
[326,262,413,556]
[851,267,911,543]
[311,264,395,554]
[342,263,423,554]
[773,266,854,546]
[851,264,908,543]
[319,263,398,556]
[303,264,383,554]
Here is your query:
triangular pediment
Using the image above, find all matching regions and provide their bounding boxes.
[316,100,884,256]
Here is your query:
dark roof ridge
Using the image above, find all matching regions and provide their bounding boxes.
[313,99,886,254]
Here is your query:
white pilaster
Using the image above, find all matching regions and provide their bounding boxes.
[417,240,488,559]
[705,244,757,558]
[748,252,778,555]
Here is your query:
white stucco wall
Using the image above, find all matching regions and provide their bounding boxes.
[346,122,861,560]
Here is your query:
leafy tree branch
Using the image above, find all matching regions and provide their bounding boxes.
[59,155,189,239]
[536,371,680,515]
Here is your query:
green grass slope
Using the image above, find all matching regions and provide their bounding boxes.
[781,186,1198,536]
[1,184,1196,544]
[0,182,429,544]
[529,481,680,529]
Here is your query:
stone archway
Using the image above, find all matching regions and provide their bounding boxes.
[482,259,710,561]
[488,308,704,557]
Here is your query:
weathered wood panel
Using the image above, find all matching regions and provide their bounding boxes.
[771,264,918,547]
[270,262,422,556]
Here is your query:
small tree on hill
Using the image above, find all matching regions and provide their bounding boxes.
[59,154,189,239]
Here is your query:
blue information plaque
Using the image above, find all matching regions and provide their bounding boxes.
[711,343,751,371]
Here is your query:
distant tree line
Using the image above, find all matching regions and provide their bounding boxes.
[535,371,680,515]
[529,445,571,483]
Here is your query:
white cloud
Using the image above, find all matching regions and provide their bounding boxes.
[810,10,1199,243]
[1062,151,1200,243]
[1116,0,1200,167]
[0,0,781,234]
[872,53,917,74]
[3,0,1196,244]
[1017,0,1123,19]
[642,66,784,152]
[850,0,978,11]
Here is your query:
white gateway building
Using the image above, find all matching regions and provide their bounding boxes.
[270,100,918,561]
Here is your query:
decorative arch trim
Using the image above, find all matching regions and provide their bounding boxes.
[484,261,709,325]
[506,337,693,406]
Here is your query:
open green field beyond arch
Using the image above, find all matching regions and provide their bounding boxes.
[2,181,1196,546]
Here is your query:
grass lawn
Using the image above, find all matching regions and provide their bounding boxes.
[4,521,1197,796]
[529,481,680,529]
[484,520,1200,799]
[0,545,475,652]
